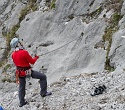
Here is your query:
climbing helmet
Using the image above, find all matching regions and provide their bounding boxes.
[10,37,19,48]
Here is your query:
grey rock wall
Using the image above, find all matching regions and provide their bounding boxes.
[16,0,108,83]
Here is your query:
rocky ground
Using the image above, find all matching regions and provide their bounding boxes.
[0,68,125,110]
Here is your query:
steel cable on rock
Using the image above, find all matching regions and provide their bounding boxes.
[38,32,84,56]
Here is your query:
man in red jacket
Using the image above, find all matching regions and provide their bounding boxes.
[10,37,52,107]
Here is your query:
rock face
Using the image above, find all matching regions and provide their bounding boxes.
[16,0,107,83]
[0,0,125,110]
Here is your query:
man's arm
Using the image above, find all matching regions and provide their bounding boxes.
[23,50,39,64]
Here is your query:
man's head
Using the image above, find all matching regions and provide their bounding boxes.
[10,37,24,49]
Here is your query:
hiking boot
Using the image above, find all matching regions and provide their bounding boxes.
[19,101,28,107]
[41,92,52,97]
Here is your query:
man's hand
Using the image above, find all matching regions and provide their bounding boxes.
[35,55,39,59]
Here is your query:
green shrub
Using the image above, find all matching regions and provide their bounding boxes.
[3,64,12,72]
[29,3,38,12]
[0,62,4,67]
[111,12,123,27]
[19,3,38,23]
[89,6,102,17]
[50,0,56,9]
[103,27,114,71]
[6,24,20,50]
[19,6,30,23]
[2,77,16,83]
[2,77,12,83]
[1,23,20,63]
[102,12,123,71]
[29,0,37,3]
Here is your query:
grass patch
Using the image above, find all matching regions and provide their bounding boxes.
[0,62,4,67]
[89,6,102,17]
[19,6,31,22]
[46,0,56,9]
[2,77,12,83]
[2,76,15,83]
[103,12,123,71]
[4,24,20,52]
[50,0,56,9]
[19,3,38,22]
[1,24,20,65]
[3,64,12,72]
[105,0,123,12]
[29,0,37,3]
[103,27,114,71]
[82,6,102,23]
[111,12,123,26]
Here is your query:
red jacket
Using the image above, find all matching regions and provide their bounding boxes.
[12,49,39,67]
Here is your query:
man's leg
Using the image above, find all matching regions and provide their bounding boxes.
[31,70,47,95]
[19,77,27,106]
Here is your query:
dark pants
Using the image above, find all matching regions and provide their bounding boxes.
[19,70,47,105]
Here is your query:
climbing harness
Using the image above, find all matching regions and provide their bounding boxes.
[15,66,32,84]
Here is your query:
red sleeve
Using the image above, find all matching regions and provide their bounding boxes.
[23,50,39,64]
[12,52,15,63]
